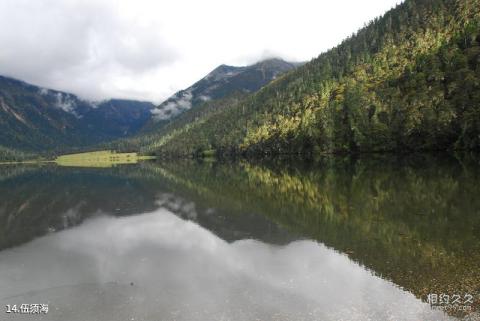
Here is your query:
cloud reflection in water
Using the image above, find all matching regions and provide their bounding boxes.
[0,208,452,321]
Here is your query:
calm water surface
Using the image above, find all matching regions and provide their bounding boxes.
[0,154,479,321]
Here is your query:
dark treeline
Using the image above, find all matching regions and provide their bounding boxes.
[0,146,37,162]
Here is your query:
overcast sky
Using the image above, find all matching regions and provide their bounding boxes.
[0,0,401,104]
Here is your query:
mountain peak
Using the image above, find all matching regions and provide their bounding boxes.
[149,58,299,124]
[204,64,244,81]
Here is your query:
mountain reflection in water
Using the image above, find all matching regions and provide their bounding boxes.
[0,154,479,321]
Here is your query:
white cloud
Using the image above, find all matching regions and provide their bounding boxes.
[151,89,193,120]
[54,93,77,115]
[0,0,401,103]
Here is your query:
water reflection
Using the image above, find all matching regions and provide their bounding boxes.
[0,209,451,321]
[0,154,479,320]
[0,165,293,250]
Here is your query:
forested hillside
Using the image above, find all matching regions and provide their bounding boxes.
[141,0,480,157]
[0,76,154,152]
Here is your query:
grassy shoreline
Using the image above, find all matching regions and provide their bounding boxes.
[0,150,156,167]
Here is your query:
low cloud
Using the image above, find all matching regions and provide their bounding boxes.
[152,90,193,120]
[0,0,177,102]
[0,0,400,103]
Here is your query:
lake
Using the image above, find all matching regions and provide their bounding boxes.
[0,154,479,321]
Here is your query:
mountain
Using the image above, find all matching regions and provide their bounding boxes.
[83,99,155,138]
[107,94,246,154]
[107,58,300,152]
[0,75,154,152]
[146,58,299,127]
[0,58,298,154]
[138,0,480,157]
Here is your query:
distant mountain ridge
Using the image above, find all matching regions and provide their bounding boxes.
[0,75,154,151]
[0,57,299,153]
[147,58,299,125]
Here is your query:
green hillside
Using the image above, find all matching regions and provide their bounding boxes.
[0,76,154,152]
[140,0,480,157]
